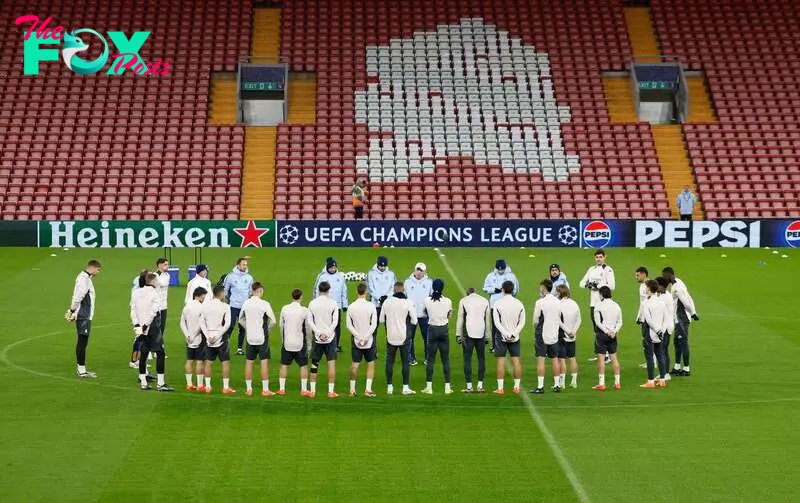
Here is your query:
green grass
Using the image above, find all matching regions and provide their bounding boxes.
[0,246,798,502]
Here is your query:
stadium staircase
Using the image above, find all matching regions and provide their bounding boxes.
[603,77,638,123]
[209,74,238,125]
[625,5,704,219]
[240,7,282,219]
[287,74,318,124]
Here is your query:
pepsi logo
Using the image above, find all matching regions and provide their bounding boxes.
[785,220,800,248]
[583,221,612,248]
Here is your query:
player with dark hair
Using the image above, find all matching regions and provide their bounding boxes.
[455,287,490,393]
[307,281,340,398]
[532,279,562,394]
[129,269,149,369]
[67,259,101,378]
[132,272,173,391]
[279,289,311,396]
[380,281,418,395]
[592,286,622,391]
[641,280,669,388]
[239,282,277,396]
[201,285,234,393]
[347,283,378,397]
[180,287,208,390]
[556,285,581,388]
[662,267,699,376]
[492,280,525,395]
[655,276,675,380]
[422,279,453,395]
[579,249,615,363]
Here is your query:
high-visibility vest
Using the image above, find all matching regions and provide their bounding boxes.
[352,185,366,206]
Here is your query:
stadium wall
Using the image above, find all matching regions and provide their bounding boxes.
[0,219,796,248]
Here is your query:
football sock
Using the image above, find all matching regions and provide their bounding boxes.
[402,384,411,392]
[78,365,87,374]
[674,363,681,371]
[477,381,483,389]
[328,382,335,393]
[223,378,230,389]
[139,374,147,386]
[537,376,544,388]
[614,374,620,386]
[301,378,308,392]
[425,381,432,391]
[387,384,394,394]
[350,380,356,393]
[310,382,317,393]
[553,376,559,387]
[571,373,578,385]
[262,379,269,391]
[560,373,566,387]
[466,382,473,390]
[279,378,286,391]
[683,366,690,372]
[513,378,520,388]
[444,383,452,393]
[598,374,605,386]
[245,380,252,392]
[185,374,192,386]
[157,374,165,386]
[205,377,211,388]
[366,378,373,392]
[497,379,504,391]
[196,374,203,387]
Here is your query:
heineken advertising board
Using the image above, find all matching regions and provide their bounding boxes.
[39,220,276,248]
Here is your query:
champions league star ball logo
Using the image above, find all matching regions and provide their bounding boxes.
[278,225,299,245]
[558,225,579,246]
[785,220,800,248]
[354,18,582,182]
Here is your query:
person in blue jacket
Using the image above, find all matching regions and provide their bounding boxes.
[404,262,432,365]
[367,255,396,338]
[223,257,254,355]
[483,259,519,350]
[313,257,349,352]
[549,263,569,296]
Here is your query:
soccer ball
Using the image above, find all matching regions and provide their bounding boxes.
[355,272,367,282]
[558,225,578,246]
[343,271,355,281]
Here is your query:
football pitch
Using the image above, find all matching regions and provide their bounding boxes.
[0,245,798,502]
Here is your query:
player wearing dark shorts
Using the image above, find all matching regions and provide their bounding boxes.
[592,286,623,391]
[491,281,526,395]
[202,285,234,394]
[131,272,173,392]
[347,284,379,397]
[180,286,209,391]
[239,282,277,397]
[532,279,564,394]
[278,289,311,396]
[557,285,581,389]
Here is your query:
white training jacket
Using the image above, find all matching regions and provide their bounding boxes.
[658,292,675,334]
[155,270,170,311]
[130,286,160,334]
[423,296,453,327]
[307,294,339,344]
[185,275,212,305]
[636,282,649,323]
[180,299,205,348]
[71,270,96,320]
[670,277,698,322]
[593,298,623,336]
[643,295,670,343]
[534,294,562,345]
[380,295,417,346]
[347,298,378,349]
[201,298,232,348]
[578,264,616,307]
[239,297,277,346]
[492,294,526,343]
[280,301,311,352]
[559,297,582,342]
[455,293,490,340]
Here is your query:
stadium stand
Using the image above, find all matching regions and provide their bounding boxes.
[653,0,800,219]
[274,0,672,220]
[0,0,251,220]
[2,0,798,221]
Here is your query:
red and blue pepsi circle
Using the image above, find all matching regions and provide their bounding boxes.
[785,220,800,248]
[583,221,612,248]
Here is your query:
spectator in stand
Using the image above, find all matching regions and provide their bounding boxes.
[676,186,697,221]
